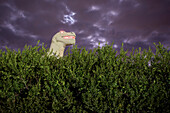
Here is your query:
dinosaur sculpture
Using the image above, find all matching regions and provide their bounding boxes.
[47,30,76,58]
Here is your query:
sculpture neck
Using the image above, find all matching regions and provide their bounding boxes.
[48,41,66,58]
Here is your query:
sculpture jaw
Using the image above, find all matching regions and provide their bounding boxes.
[63,38,76,46]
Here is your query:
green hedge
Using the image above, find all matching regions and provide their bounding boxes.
[0,41,169,113]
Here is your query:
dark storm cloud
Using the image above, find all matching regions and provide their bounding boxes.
[0,27,36,51]
[14,0,66,36]
[0,0,66,50]
[112,0,170,51]
[64,0,121,49]
[114,0,170,32]
[0,1,38,51]
[0,0,170,54]
[147,32,170,49]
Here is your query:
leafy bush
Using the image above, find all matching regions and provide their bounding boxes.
[0,41,169,112]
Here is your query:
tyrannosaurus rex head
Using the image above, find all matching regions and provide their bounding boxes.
[55,30,76,46]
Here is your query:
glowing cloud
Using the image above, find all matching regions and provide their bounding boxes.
[88,5,100,11]
[61,4,77,25]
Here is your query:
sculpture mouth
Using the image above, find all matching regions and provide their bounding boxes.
[63,36,75,39]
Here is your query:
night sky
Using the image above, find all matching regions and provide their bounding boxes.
[0,0,170,56]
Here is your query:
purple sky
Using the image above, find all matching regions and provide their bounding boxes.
[0,0,170,55]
